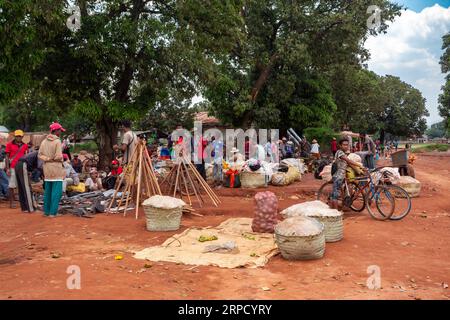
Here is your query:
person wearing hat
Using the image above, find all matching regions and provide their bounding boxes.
[279,137,288,159]
[310,139,320,159]
[85,168,103,192]
[103,160,123,190]
[5,130,29,208]
[38,123,66,217]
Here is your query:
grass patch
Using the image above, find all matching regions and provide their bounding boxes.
[72,141,98,154]
[411,143,449,153]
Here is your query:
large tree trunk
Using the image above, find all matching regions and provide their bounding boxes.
[380,128,385,145]
[96,116,118,170]
[250,54,278,103]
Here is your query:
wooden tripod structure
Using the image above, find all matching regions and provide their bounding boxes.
[107,139,162,219]
[160,155,221,208]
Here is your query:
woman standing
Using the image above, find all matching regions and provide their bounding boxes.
[38,123,66,218]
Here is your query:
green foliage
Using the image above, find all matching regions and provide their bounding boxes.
[203,0,401,130]
[412,144,449,153]
[303,127,338,151]
[1,0,244,165]
[439,33,450,133]
[72,141,98,154]
[425,121,447,139]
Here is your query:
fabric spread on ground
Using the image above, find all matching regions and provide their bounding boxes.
[133,218,278,268]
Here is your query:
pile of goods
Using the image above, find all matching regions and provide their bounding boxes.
[271,166,301,186]
[252,191,278,233]
[37,190,117,218]
[393,176,421,198]
[274,216,326,260]
[281,201,343,242]
[143,195,186,231]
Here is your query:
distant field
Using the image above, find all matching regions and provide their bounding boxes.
[399,143,450,153]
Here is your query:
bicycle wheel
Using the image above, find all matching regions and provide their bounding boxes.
[383,185,412,220]
[365,186,395,221]
[348,182,366,212]
[317,181,333,206]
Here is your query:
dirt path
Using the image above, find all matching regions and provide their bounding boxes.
[0,154,449,300]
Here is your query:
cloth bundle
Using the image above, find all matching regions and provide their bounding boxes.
[252,191,278,233]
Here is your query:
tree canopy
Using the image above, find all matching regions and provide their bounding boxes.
[439,32,450,135]
[0,0,432,163]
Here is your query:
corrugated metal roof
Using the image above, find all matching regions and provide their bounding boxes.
[194,112,220,125]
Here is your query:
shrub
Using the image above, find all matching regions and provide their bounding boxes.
[72,141,98,154]
[303,127,339,152]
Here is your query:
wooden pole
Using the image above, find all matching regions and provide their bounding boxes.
[135,143,144,219]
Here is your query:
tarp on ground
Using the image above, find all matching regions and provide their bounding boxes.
[133,218,279,269]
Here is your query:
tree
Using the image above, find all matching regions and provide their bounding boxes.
[439,33,450,135]
[1,0,244,168]
[426,121,447,139]
[202,0,402,131]
[365,75,428,140]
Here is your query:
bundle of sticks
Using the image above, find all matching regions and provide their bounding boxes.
[160,152,221,208]
[107,139,162,219]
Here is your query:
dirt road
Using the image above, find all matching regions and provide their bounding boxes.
[1,154,449,300]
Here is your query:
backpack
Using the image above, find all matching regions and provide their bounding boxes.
[331,162,338,176]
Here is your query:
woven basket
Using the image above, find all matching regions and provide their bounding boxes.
[305,215,343,243]
[144,205,182,231]
[275,217,325,260]
[240,171,267,188]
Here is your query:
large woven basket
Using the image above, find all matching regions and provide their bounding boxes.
[275,217,325,260]
[304,215,343,243]
[240,171,267,188]
[144,205,182,232]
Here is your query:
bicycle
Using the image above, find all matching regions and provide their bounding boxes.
[317,168,395,221]
[373,169,412,220]
[82,153,99,173]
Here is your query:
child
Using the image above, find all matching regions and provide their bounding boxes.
[330,138,365,209]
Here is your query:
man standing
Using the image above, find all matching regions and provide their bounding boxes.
[39,123,66,218]
[0,144,9,200]
[193,129,208,180]
[121,120,138,165]
[331,137,338,156]
[359,132,376,169]
[5,130,29,208]
[211,136,223,186]
[15,150,43,213]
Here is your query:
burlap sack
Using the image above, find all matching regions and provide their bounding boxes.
[252,191,278,233]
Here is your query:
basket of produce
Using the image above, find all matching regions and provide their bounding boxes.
[143,195,186,231]
[275,216,325,260]
[240,171,267,188]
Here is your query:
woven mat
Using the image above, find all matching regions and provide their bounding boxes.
[133,218,278,269]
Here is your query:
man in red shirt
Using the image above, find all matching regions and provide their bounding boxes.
[331,137,338,156]
[5,130,29,208]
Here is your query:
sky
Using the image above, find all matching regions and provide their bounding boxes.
[365,0,450,126]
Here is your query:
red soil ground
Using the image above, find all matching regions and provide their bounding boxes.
[0,154,449,300]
